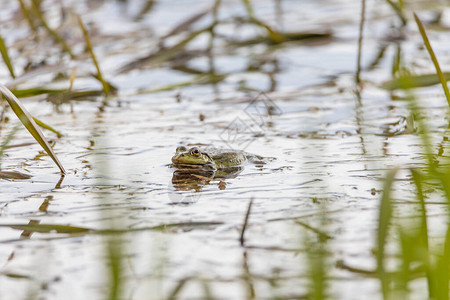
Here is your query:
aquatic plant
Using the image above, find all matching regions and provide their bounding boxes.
[375,12,450,300]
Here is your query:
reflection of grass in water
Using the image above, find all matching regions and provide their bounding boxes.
[0,125,19,169]
[92,132,124,300]
[303,208,330,300]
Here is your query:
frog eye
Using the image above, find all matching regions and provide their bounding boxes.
[190,148,201,156]
[176,146,187,153]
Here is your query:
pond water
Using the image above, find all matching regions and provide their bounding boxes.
[0,0,450,299]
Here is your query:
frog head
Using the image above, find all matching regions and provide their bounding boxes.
[171,146,215,167]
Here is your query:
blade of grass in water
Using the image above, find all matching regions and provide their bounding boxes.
[436,227,450,299]
[381,72,450,90]
[77,16,110,96]
[17,0,37,33]
[29,0,75,58]
[161,7,212,39]
[0,221,223,236]
[107,236,123,300]
[10,87,66,98]
[33,117,63,138]
[414,12,450,107]
[0,85,66,174]
[118,25,213,73]
[0,35,15,79]
[355,0,366,84]
[304,210,330,300]
[241,0,254,19]
[384,0,407,26]
[239,198,253,246]
[240,0,283,43]
[229,30,330,46]
[0,223,90,234]
[411,169,433,297]
[137,73,226,94]
[377,168,399,298]
[134,0,156,21]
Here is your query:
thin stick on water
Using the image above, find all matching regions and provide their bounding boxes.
[240,198,254,246]
[355,0,366,84]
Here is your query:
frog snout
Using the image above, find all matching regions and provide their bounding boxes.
[172,154,182,163]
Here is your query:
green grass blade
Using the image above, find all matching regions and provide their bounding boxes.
[384,0,407,26]
[10,88,66,98]
[118,25,212,73]
[0,223,90,234]
[30,0,74,58]
[356,0,366,84]
[435,227,450,300]
[377,168,399,298]
[161,7,211,39]
[134,0,156,21]
[304,214,329,300]
[398,227,413,294]
[33,117,63,138]
[411,169,433,297]
[230,31,331,46]
[0,221,223,236]
[250,18,284,44]
[240,0,283,43]
[391,45,401,77]
[0,35,15,79]
[381,72,450,90]
[17,0,37,33]
[0,85,66,174]
[414,12,450,107]
[242,0,254,19]
[107,236,123,300]
[77,16,110,96]
[137,73,226,94]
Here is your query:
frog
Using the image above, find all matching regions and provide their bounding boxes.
[171,146,258,170]
[170,145,273,191]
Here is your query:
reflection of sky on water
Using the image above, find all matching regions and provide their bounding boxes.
[0,0,450,299]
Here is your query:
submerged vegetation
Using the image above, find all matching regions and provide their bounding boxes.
[1,0,450,299]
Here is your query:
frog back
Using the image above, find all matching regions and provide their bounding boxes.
[209,150,247,168]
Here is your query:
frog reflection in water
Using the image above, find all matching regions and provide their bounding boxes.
[171,146,268,191]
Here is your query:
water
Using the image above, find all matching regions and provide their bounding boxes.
[0,0,449,299]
